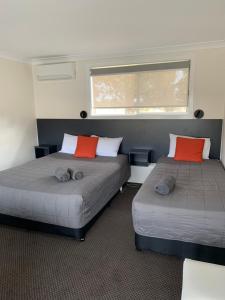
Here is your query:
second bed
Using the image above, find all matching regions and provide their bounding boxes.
[132,157,225,264]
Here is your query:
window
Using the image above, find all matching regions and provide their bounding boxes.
[90,61,190,116]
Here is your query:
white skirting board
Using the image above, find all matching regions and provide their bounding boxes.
[128,164,156,184]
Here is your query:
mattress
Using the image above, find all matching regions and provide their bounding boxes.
[132,157,225,248]
[0,153,130,229]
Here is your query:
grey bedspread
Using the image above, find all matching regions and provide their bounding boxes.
[0,153,130,229]
[132,157,225,248]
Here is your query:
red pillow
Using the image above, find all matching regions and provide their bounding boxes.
[74,136,99,158]
[174,137,205,163]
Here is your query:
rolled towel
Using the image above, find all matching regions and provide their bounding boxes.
[154,175,176,195]
[55,167,71,182]
[68,168,84,180]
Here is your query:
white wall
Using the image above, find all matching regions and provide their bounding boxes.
[33,46,225,119]
[0,58,37,171]
[0,46,224,173]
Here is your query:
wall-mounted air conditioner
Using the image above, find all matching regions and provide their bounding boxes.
[36,62,75,81]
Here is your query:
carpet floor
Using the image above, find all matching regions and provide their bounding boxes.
[0,185,183,300]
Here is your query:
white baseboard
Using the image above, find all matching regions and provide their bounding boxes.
[128,164,156,184]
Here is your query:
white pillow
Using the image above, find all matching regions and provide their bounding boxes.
[93,136,123,157]
[168,133,211,160]
[60,133,77,154]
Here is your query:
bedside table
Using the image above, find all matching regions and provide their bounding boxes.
[34,144,58,158]
[128,148,154,183]
[129,148,152,166]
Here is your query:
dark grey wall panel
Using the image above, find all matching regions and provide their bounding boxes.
[37,119,223,162]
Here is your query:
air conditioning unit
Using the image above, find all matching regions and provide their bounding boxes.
[36,62,75,81]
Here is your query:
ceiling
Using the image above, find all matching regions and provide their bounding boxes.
[0,0,225,62]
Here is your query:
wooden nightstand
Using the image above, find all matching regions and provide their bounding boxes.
[34,144,58,158]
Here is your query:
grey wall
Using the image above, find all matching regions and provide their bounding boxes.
[37,119,222,162]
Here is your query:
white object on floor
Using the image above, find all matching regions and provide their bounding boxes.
[128,164,156,184]
[181,259,225,300]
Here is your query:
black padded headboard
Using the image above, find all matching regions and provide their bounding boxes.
[37,119,223,162]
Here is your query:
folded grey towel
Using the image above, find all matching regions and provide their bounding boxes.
[68,168,84,180]
[55,167,71,182]
[154,175,176,195]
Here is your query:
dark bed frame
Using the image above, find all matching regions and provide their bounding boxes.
[135,233,225,265]
[0,194,117,241]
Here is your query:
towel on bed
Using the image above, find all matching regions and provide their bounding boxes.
[55,167,71,182]
[68,168,84,180]
[154,175,176,195]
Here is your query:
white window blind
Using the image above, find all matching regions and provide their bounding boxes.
[90,61,190,115]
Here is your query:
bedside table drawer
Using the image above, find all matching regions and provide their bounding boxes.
[129,148,152,166]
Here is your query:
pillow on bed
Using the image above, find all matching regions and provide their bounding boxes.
[168,133,211,159]
[92,136,123,157]
[174,137,205,163]
[74,136,99,158]
[60,133,77,154]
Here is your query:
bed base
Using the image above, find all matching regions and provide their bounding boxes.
[0,194,116,241]
[135,233,225,265]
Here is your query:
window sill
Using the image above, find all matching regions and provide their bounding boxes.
[88,112,193,119]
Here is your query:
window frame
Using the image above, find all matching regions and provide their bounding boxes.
[86,56,194,119]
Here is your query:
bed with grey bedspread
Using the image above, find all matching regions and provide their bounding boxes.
[132,157,225,249]
[0,153,130,232]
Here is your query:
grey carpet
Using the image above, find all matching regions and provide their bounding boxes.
[0,185,183,300]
